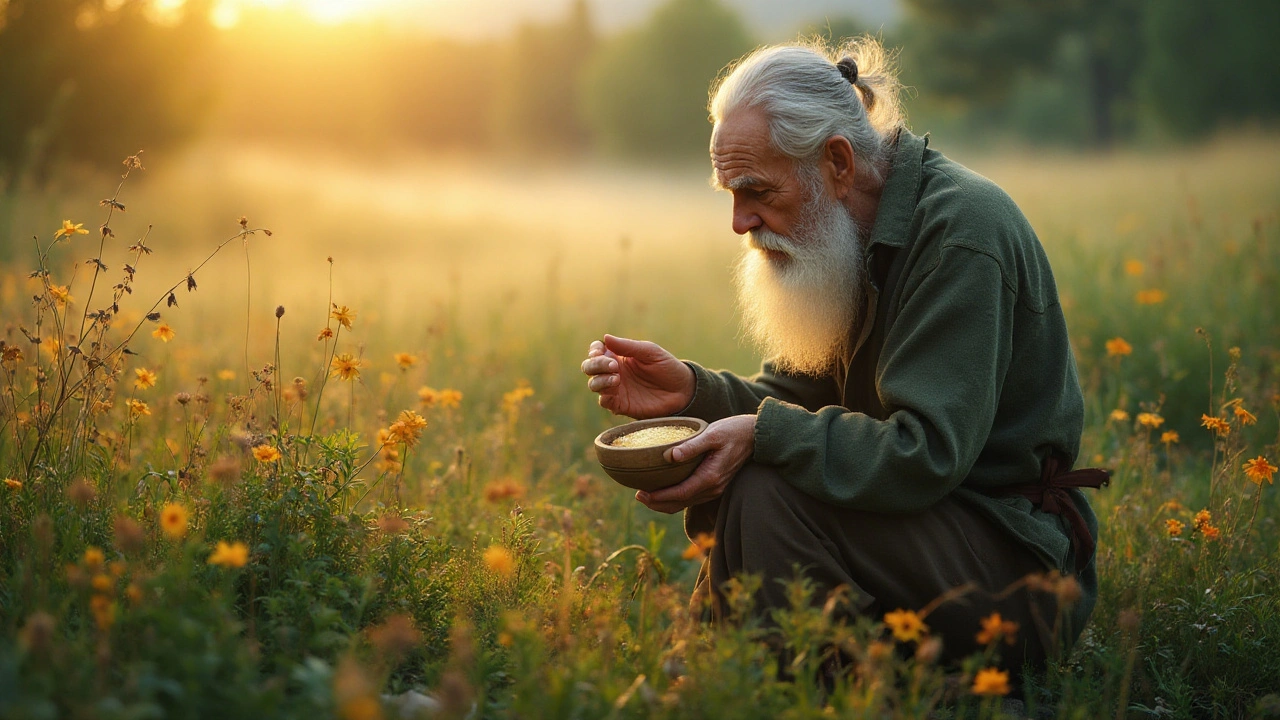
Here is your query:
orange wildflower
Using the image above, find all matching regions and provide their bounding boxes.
[883,609,928,642]
[975,612,1019,646]
[1165,519,1184,537]
[160,503,188,540]
[1106,337,1132,357]
[971,667,1011,696]
[152,323,175,342]
[55,220,90,240]
[252,444,282,463]
[1135,289,1167,305]
[1243,456,1277,486]
[207,541,250,568]
[330,304,356,330]
[483,545,515,578]
[1136,412,1164,429]
[1234,405,1257,426]
[1201,414,1230,436]
[1160,430,1179,445]
[394,352,417,369]
[134,367,157,389]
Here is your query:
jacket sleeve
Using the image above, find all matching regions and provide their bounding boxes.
[752,246,1015,513]
[678,360,841,423]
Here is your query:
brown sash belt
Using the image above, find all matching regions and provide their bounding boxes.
[994,454,1109,574]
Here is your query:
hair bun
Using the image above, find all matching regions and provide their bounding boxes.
[836,57,859,85]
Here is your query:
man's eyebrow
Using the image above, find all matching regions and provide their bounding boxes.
[710,174,764,191]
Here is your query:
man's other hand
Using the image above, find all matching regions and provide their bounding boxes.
[637,414,756,514]
[581,334,695,419]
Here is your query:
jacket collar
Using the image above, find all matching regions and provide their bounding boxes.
[865,130,927,252]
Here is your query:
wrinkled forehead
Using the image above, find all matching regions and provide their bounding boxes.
[710,108,787,188]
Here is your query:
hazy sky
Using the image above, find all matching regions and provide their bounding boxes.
[215,0,901,38]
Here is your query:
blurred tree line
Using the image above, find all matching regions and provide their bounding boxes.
[2,0,1280,186]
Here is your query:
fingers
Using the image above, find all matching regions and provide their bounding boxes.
[586,373,619,392]
[580,354,619,377]
[664,430,714,464]
[603,334,670,363]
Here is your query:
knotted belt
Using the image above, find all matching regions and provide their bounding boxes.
[994,454,1110,574]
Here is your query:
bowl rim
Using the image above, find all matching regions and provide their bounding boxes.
[593,416,709,455]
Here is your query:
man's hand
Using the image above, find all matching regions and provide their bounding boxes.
[637,414,756,514]
[581,334,695,419]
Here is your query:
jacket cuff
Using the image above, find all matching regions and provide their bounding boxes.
[752,396,794,464]
[676,361,726,421]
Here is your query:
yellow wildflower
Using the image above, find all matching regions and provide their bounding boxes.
[48,285,73,306]
[160,503,188,540]
[83,546,106,570]
[317,327,335,341]
[1160,431,1179,445]
[1243,456,1277,486]
[1165,519,1184,537]
[55,220,89,240]
[1201,414,1230,436]
[126,399,151,417]
[1234,405,1257,426]
[1106,337,1133,357]
[152,323,175,342]
[975,612,1019,646]
[1136,412,1164,429]
[418,386,439,407]
[330,304,356,329]
[4,478,21,490]
[1135,289,1167,305]
[681,533,716,561]
[483,545,515,578]
[252,444,282,463]
[207,541,250,568]
[883,608,928,643]
[330,353,362,381]
[1109,409,1129,423]
[439,389,462,409]
[394,352,417,369]
[1123,259,1144,276]
[971,667,1010,696]
[387,410,428,447]
[134,367,157,389]
[91,574,112,593]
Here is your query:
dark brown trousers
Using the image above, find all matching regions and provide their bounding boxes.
[685,462,1095,674]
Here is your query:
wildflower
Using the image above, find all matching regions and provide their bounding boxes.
[152,323,175,342]
[4,478,20,490]
[1109,409,1130,423]
[126,399,150,417]
[1234,405,1257,426]
[1193,509,1212,532]
[1165,519,1184,537]
[971,667,1011,696]
[681,533,716,561]
[55,220,89,240]
[1161,431,1179,445]
[418,386,439,407]
[503,383,535,413]
[160,502,189,539]
[1136,412,1164,429]
[484,545,516,578]
[1201,524,1221,541]
[126,584,143,604]
[89,595,115,631]
[91,574,112,593]
[48,285,73,306]
[439,389,463,409]
[1136,289,1167,305]
[330,304,356,329]
[252,444,282,463]
[1123,259,1144,276]
[394,352,417,369]
[0,344,22,367]
[330,353,362,381]
[483,478,526,503]
[883,608,928,643]
[1201,414,1230,436]
[1106,337,1133,357]
[83,546,106,570]
[317,327,334,341]
[1243,456,1277,486]
[975,612,1019,646]
[207,540,250,568]
[134,367,157,389]
[387,410,428,447]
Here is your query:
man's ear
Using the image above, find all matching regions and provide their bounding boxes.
[824,135,857,200]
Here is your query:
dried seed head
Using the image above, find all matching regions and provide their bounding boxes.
[238,216,248,229]
[68,478,97,506]
[275,305,285,318]
[175,392,192,406]
[113,516,145,554]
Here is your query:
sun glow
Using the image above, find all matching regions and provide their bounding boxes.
[197,0,409,29]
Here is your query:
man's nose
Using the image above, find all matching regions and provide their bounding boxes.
[731,199,762,236]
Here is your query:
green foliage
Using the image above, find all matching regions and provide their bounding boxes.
[580,0,755,159]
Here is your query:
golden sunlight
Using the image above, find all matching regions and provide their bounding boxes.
[197,0,407,29]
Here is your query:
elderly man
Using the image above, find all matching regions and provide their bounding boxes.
[580,38,1104,675]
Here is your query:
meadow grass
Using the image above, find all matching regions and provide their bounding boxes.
[0,137,1278,719]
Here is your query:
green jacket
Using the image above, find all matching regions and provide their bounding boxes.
[680,131,1098,580]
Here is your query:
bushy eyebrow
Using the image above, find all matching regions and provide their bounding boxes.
[710,174,764,192]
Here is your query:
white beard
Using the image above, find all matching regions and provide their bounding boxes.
[733,186,867,377]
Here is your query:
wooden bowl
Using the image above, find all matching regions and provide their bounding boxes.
[593,417,709,492]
